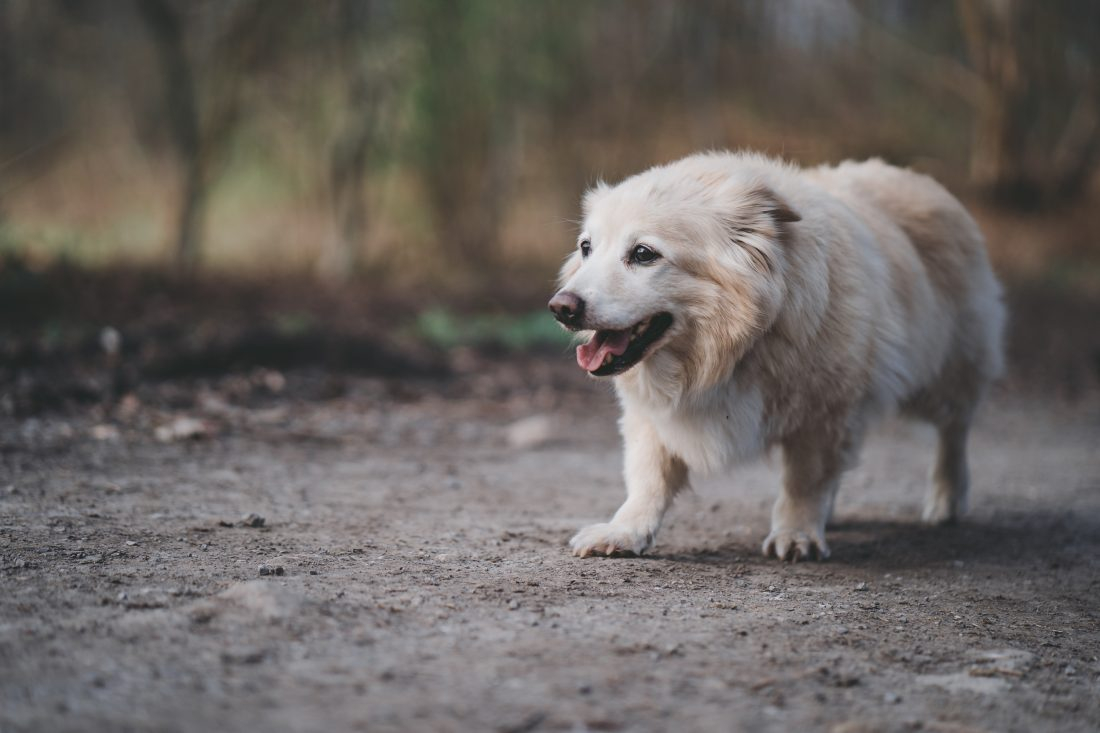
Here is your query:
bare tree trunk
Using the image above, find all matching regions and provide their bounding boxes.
[318,1,374,282]
[175,149,205,271]
[476,108,520,265]
[957,0,1100,206]
[1050,79,1100,203]
[134,0,205,270]
[320,131,370,281]
[957,0,1037,205]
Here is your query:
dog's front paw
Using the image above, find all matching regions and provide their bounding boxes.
[762,528,829,562]
[570,522,653,558]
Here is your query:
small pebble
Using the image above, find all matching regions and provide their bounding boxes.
[258,564,284,577]
[90,424,120,442]
[855,582,868,591]
[507,599,520,610]
[241,513,266,528]
[883,691,901,704]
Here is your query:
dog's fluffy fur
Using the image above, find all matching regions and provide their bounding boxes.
[553,152,1004,560]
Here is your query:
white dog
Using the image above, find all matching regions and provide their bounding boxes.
[550,152,1004,561]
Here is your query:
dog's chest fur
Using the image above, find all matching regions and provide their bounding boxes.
[619,379,766,475]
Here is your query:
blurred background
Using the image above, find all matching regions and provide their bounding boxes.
[1,0,1099,414]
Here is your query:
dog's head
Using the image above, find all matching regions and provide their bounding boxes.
[549,155,800,392]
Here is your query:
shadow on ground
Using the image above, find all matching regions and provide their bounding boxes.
[654,510,1100,571]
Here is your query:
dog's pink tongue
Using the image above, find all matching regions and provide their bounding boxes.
[576,330,631,372]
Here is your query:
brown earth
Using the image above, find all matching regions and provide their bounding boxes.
[2,351,1099,733]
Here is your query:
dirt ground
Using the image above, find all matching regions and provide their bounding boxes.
[1,354,1099,733]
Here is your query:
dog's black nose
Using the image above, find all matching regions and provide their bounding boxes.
[548,291,585,328]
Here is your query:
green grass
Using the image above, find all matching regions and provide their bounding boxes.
[272,311,317,337]
[0,211,166,267]
[414,308,574,350]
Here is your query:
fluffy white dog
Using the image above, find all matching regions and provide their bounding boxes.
[549,152,1004,561]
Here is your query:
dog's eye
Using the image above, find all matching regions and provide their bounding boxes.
[579,240,591,258]
[630,244,660,265]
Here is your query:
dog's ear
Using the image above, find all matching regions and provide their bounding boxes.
[753,186,800,223]
[767,200,801,223]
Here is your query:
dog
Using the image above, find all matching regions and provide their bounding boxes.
[549,152,1004,561]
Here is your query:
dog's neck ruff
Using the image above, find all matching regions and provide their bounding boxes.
[617,364,768,474]
[616,349,735,412]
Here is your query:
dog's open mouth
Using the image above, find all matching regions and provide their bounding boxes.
[576,313,673,376]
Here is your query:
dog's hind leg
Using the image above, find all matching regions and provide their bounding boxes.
[903,371,981,525]
[570,411,687,557]
[922,416,971,524]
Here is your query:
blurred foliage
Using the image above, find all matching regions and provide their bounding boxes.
[415,308,573,351]
[0,0,1098,290]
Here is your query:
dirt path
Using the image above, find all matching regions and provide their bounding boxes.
[2,370,1099,733]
